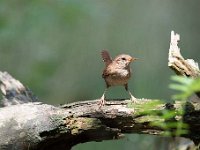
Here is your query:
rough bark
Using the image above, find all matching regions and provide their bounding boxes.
[0,31,199,150]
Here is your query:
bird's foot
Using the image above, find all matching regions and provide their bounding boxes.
[128,91,138,103]
[98,95,106,108]
[130,95,138,103]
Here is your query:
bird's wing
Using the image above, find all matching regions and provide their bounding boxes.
[102,65,117,78]
[102,68,109,78]
[101,50,112,66]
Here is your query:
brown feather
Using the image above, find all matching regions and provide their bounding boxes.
[101,50,112,66]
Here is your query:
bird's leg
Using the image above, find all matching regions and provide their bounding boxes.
[128,90,138,103]
[99,88,108,106]
[124,84,138,103]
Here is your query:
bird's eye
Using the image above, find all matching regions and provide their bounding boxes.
[121,57,126,60]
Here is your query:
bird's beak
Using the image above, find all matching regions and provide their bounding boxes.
[130,57,138,62]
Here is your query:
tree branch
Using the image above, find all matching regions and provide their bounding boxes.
[1,95,200,150]
[0,31,200,150]
[168,31,200,77]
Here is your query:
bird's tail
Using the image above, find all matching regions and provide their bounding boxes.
[101,50,112,66]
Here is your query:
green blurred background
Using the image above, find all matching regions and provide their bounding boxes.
[0,0,199,149]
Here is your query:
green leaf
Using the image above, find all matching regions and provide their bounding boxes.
[170,76,200,101]
[171,76,193,85]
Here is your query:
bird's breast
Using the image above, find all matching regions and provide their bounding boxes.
[105,69,131,86]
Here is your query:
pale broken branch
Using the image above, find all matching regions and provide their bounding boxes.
[168,31,200,77]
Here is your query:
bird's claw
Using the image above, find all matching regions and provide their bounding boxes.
[99,99,105,107]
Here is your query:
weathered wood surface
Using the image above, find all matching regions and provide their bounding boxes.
[1,97,200,150]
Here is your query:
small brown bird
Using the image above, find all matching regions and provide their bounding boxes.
[100,50,138,105]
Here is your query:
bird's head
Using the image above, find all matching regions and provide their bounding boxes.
[114,54,138,69]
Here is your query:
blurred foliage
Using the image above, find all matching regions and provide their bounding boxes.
[170,76,200,100]
[0,0,200,150]
[145,76,200,138]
